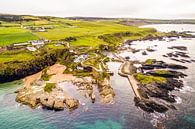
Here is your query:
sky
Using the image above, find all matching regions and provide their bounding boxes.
[0,0,195,19]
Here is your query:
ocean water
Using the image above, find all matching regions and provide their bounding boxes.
[0,24,195,129]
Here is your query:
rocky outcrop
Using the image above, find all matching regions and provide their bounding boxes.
[16,90,41,108]
[168,46,187,51]
[124,59,187,113]
[167,64,188,69]
[53,99,64,110]
[41,95,55,109]
[141,59,188,70]
[134,97,168,113]
[166,51,190,58]
[124,31,195,44]
[72,77,96,103]
[15,66,81,111]
[97,78,115,103]
[65,98,79,110]
[16,85,79,111]
[142,51,147,55]
[146,70,187,78]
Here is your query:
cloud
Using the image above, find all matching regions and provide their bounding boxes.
[0,0,194,19]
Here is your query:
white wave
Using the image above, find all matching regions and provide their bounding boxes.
[175,96,182,104]
[180,86,195,93]
[150,112,166,127]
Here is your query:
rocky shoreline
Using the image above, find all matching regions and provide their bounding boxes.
[15,62,115,111]
[10,29,195,113]
[116,31,195,113]
[118,59,187,113]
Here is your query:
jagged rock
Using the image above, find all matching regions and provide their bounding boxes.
[142,64,167,70]
[134,97,168,113]
[163,55,168,57]
[142,59,188,70]
[125,56,130,60]
[191,59,195,62]
[65,98,79,110]
[103,94,114,103]
[142,51,147,55]
[53,99,65,111]
[124,40,133,45]
[132,49,140,53]
[15,89,41,108]
[139,83,176,103]
[146,70,187,78]
[181,59,191,63]
[90,93,96,103]
[166,51,190,59]
[170,58,186,63]
[175,51,190,58]
[40,96,55,109]
[167,64,188,69]
[146,47,155,52]
[168,46,187,51]
[97,78,115,103]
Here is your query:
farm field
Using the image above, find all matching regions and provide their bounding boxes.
[0,16,157,47]
[0,27,39,46]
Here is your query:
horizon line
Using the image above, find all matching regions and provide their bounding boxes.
[1,13,195,20]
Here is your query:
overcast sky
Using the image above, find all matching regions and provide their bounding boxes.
[0,0,195,19]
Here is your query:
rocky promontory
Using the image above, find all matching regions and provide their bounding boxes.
[118,58,187,113]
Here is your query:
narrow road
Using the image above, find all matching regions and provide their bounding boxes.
[118,61,142,99]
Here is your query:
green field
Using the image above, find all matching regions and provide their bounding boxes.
[0,27,39,46]
[0,16,157,47]
[35,19,156,47]
[0,15,159,65]
[0,50,34,63]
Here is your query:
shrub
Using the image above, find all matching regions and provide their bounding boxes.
[44,83,56,93]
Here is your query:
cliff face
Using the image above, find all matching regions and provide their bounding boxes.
[0,49,68,83]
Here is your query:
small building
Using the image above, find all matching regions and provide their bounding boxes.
[38,28,46,32]
[77,66,84,71]
[26,46,37,52]
[30,40,45,46]
[13,42,30,46]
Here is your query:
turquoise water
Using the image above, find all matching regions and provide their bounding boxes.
[0,63,154,129]
[0,24,195,129]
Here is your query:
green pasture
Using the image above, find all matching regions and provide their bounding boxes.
[0,27,39,46]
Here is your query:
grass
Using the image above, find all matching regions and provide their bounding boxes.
[34,19,156,47]
[154,70,170,74]
[0,16,160,78]
[41,68,52,81]
[134,73,166,85]
[83,58,100,69]
[83,53,103,69]
[0,50,34,63]
[0,16,158,48]
[44,83,56,93]
[0,27,39,46]
[145,59,155,65]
